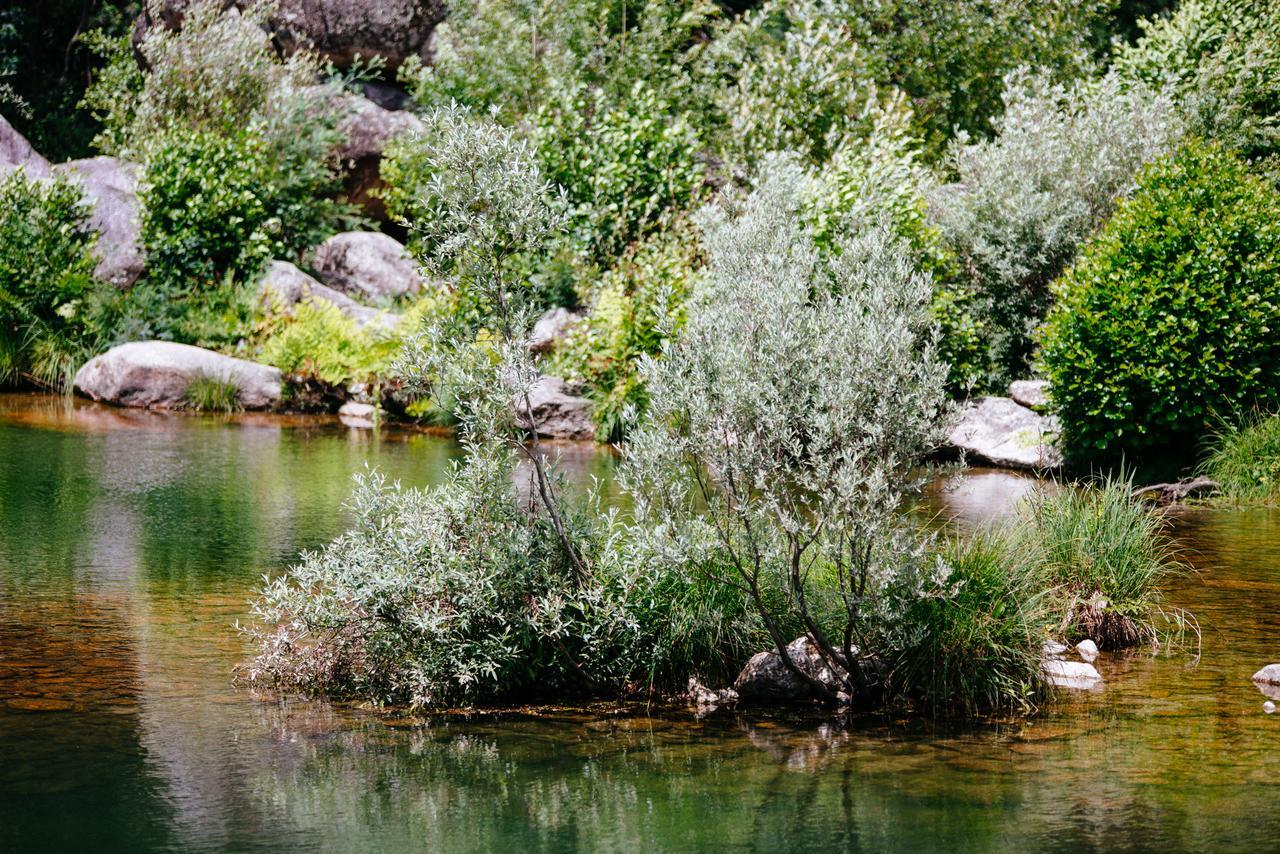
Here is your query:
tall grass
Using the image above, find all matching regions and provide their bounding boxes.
[1024,475,1181,649]
[1200,414,1280,503]
[888,528,1049,715]
[183,375,241,413]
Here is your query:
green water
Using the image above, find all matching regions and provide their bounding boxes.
[2,393,1279,852]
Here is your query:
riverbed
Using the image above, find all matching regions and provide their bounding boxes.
[2,393,1278,852]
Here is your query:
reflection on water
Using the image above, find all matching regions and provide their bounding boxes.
[2,393,1279,852]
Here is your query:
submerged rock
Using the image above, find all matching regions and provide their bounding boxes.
[259,261,396,329]
[529,307,581,355]
[312,232,422,302]
[1008,379,1050,410]
[52,156,145,288]
[734,636,851,704]
[513,376,595,440]
[1041,659,1102,690]
[946,396,1062,470]
[74,342,282,410]
[0,114,51,178]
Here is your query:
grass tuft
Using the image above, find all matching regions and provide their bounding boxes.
[1200,414,1280,503]
[184,374,242,413]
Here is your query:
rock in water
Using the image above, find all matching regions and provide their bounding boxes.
[1041,659,1102,689]
[529,307,581,354]
[74,342,282,410]
[686,677,738,709]
[338,401,378,428]
[52,157,145,288]
[312,232,422,302]
[0,114,51,178]
[1252,664,1280,686]
[1008,379,1050,410]
[947,396,1062,470]
[734,636,850,703]
[513,376,595,440]
[1265,701,1277,714]
[137,0,445,75]
[1076,639,1099,662]
[259,261,396,329]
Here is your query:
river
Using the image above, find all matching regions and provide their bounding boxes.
[2,393,1278,852]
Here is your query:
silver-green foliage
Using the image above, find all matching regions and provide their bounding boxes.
[929,69,1183,385]
[624,159,952,701]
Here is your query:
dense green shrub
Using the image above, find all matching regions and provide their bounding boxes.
[86,0,356,348]
[0,171,106,390]
[1200,415,1280,502]
[1041,140,1280,458]
[930,70,1183,389]
[259,300,399,387]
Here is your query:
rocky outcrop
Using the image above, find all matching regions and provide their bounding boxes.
[513,376,595,440]
[311,232,422,302]
[74,342,281,410]
[259,261,396,329]
[52,157,145,288]
[947,396,1062,470]
[333,93,424,221]
[734,636,850,704]
[0,114,51,178]
[529,307,581,354]
[1041,659,1102,689]
[137,0,444,75]
[1008,379,1050,410]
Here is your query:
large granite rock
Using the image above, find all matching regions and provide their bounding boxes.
[513,376,595,440]
[0,114,51,178]
[259,261,396,329]
[52,156,145,288]
[529,307,581,355]
[947,396,1062,470]
[333,93,424,221]
[734,636,851,703]
[74,342,282,410]
[311,231,422,302]
[137,0,445,75]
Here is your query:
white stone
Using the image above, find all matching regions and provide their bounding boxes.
[338,401,378,428]
[1264,701,1276,714]
[1076,639,1099,662]
[947,396,1062,470]
[1042,639,1069,657]
[74,342,281,410]
[1041,659,1102,690]
[1252,663,1280,686]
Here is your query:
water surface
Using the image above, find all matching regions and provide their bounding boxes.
[2,394,1278,852]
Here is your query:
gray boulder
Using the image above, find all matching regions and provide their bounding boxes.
[312,231,422,302]
[0,114,51,177]
[686,677,738,709]
[138,0,444,75]
[529,307,582,354]
[74,342,281,410]
[1009,379,1050,410]
[333,93,424,221]
[1252,664,1280,686]
[734,636,849,703]
[53,157,145,288]
[259,261,396,330]
[1041,659,1102,690]
[513,376,595,440]
[947,396,1062,470]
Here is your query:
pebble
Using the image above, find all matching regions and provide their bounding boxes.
[1265,701,1277,714]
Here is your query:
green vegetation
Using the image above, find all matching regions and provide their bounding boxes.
[1200,415,1280,502]
[183,375,241,413]
[0,171,107,390]
[1041,140,1280,459]
[1028,476,1184,649]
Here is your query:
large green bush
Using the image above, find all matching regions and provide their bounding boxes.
[1041,140,1280,458]
[0,171,106,390]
